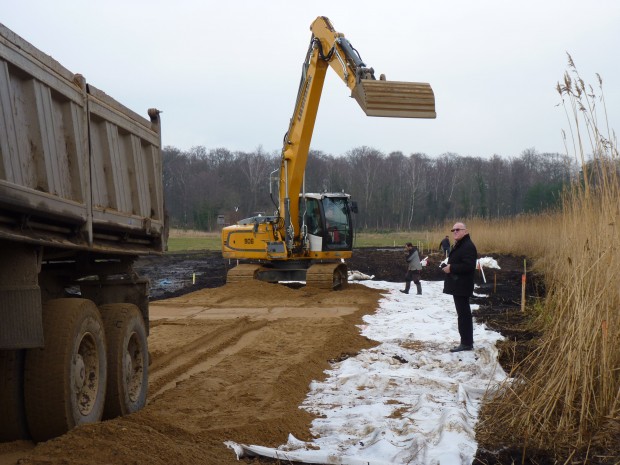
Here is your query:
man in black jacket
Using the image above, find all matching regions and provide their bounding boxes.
[442,222,478,352]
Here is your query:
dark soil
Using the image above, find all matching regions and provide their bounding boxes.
[135,248,544,388]
[134,247,535,298]
[131,248,580,465]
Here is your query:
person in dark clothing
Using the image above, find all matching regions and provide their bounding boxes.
[439,235,450,257]
[442,222,477,352]
[400,242,422,295]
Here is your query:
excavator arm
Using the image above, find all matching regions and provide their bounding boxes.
[279,16,435,250]
[311,17,436,118]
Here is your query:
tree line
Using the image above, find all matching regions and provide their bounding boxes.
[162,145,575,231]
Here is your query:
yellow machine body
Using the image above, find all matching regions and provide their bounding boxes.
[222,17,435,288]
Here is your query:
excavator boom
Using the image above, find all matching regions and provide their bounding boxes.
[279,16,435,249]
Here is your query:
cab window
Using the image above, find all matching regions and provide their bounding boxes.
[322,197,350,249]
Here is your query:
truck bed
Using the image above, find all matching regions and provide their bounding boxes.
[0,23,165,255]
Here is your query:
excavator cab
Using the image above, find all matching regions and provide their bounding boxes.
[300,194,355,253]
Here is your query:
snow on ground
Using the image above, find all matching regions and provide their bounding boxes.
[226,271,507,465]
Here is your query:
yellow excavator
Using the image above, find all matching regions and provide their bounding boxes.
[221,16,435,289]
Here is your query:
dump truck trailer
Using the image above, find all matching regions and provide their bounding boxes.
[0,23,166,442]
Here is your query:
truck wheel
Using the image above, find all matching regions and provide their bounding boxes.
[99,304,148,419]
[0,350,29,440]
[24,299,107,442]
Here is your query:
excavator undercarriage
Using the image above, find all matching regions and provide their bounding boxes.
[226,262,348,290]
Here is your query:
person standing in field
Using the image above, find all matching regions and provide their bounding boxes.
[442,222,477,352]
[439,235,450,257]
[400,242,422,295]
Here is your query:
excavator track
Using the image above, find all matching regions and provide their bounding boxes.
[226,264,263,284]
[306,263,348,290]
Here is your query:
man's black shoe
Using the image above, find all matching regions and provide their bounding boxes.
[399,290,408,294]
[450,344,473,352]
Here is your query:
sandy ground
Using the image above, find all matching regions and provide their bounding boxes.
[0,280,383,465]
[2,250,576,465]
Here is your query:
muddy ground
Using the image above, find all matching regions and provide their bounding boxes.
[0,248,601,464]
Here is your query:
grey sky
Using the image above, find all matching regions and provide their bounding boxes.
[3,1,619,159]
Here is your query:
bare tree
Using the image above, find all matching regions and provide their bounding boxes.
[406,153,428,229]
[346,146,383,228]
[161,143,572,231]
[237,146,277,216]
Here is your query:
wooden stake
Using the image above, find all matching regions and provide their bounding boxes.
[521,274,526,312]
[521,259,527,313]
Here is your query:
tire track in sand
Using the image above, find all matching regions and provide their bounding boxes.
[148,317,268,402]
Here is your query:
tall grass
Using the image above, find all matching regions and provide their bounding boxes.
[353,230,435,251]
[463,213,557,259]
[475,58,619,458]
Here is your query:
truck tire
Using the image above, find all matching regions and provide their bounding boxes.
[24,299,107,442]
[99,304,148,419]
[0,350,29,441]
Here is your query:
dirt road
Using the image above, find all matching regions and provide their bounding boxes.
[1,280,383,465]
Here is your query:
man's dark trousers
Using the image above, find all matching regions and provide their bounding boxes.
[453,295,473,346]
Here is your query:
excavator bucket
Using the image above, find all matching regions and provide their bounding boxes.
[352,80,436,119]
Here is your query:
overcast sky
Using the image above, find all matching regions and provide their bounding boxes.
[3,1,619,159]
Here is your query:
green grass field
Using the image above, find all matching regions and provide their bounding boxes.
[166,230,438,253]
[167,235,222,252]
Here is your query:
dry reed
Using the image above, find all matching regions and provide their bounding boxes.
[471,58,620,460]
